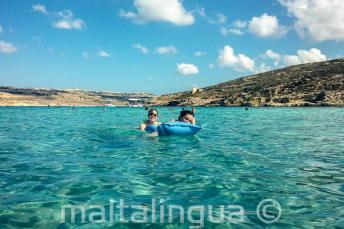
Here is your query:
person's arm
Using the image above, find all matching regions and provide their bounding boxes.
[139,123,146,130]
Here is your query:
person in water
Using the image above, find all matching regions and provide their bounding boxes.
[139,108,161,131]
[178,108,196,125]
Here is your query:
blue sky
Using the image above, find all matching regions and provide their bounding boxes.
[0,0,343,95]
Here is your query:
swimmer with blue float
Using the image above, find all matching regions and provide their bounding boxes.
[140,108,201,136]
[139,108,161,132]
[160,108,201,136]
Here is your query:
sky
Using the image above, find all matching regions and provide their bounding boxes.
[0,0,343,95]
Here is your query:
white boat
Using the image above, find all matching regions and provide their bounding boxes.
[104,104,117,107]
[128,104,144,107]
[128,98,144,107]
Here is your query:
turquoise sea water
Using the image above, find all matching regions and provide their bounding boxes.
[0,107,344,228]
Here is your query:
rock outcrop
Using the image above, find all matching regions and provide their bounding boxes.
[152,58,344,106]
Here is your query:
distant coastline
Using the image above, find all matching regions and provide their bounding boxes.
[0,87,155,107]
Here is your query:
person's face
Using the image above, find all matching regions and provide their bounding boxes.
[180,114,194,123]
[148,111,158,122]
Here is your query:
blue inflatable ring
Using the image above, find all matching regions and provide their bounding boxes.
[157,121,201,136]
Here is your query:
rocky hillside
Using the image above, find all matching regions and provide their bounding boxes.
[153,58,344,106]
[0,87,155,106]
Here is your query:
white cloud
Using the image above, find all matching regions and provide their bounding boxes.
[279,0,344,41]
[297,48,327,63]
[155,45,177,55]
[219,20,248,36]
[218,45,255,72]
[248,13,287,38]
[265,48,327,66]
[283,55,302,66]
[194,51,206,57]
[0,25,3,33]
[32,4,48,15]
[265,49,281,61]
[146,76,152,81]
[256,63,272,73]
[208,63,215,69]
[232,20,247,29]
[33,7,86,30]
[199,11,247,36]
[177,63,199,75]
[220,27,244,36]
[265,49,281,66]
[0,40,17,54]
[97,50,111,58]
[216,13,227,24]
[82,52,89,59]
[53,19,85,30]
[133,43,149,54]
[119,0,194,26]
[52,10,86,30]
[198,8,227,25]
[119,10,136,19]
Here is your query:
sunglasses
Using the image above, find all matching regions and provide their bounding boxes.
[149,113,158,117]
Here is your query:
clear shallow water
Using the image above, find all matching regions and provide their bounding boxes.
[0,107,343,228]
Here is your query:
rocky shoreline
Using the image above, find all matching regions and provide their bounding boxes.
[152,58,344,107]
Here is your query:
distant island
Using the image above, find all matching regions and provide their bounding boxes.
[1,58,343,107]
[0,87,155,106]
[152,58,344,107]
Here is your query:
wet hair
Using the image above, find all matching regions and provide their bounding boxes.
[178,110,194,121]
[148,108,158,116]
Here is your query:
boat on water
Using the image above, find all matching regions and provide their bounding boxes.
[104,104,117,107]
[128,98,144,107]
[128,104,144,108]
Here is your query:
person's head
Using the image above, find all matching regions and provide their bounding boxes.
[178,110,194,123]
[147,108,158,122]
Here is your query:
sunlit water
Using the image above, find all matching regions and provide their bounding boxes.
[0,107,343,228]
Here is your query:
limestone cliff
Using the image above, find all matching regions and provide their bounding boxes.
[153,58,344,106]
